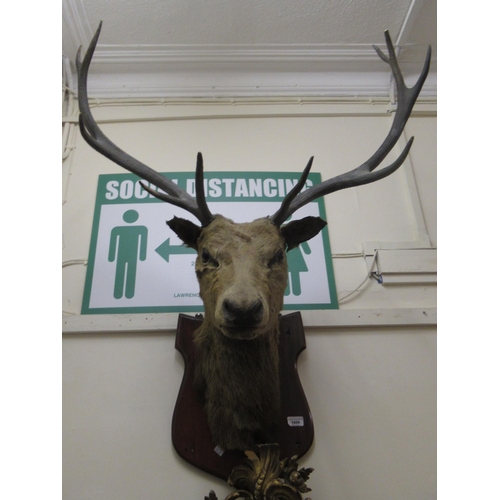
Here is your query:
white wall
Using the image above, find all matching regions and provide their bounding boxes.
[62,99,436,499]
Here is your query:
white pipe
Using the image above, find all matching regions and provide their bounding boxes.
[66,98,434,129]
[62,55,77,160]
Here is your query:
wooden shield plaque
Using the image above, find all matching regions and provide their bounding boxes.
[171,312,314,480]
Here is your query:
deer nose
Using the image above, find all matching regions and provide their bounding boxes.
[222,298,264,327]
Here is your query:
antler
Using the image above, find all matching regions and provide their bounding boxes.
[270,30,431,226]
[76,22,214,226]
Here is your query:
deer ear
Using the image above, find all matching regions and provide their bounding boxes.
[167,216,202,250]
[280,216,327,251]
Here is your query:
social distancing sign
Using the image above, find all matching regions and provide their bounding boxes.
[82,172,338,314]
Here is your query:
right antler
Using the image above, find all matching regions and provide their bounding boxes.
[76,22,214,226]
[271,31,431,226]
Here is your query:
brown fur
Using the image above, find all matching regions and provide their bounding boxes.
[169,215,324,450]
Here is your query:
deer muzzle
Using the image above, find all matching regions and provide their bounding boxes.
[217,294,269,339]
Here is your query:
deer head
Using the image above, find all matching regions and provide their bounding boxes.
[76,23,430,451]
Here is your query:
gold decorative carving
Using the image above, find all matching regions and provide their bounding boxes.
[205,444,313,500]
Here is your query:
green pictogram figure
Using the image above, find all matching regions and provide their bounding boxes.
[108,210,148,299]
[285,241,311,296]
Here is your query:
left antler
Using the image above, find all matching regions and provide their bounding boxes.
[270,31,431,226]
[76,22,214,226]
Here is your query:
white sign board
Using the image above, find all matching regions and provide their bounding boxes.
[82,172,338,314]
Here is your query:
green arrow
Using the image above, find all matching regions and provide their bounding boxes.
[155,238,196,263]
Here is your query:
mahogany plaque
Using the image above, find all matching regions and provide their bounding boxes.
[171,312,314,480]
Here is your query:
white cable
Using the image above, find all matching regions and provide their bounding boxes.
[332,252,364,259]
[62,260,87,315]
[62,259,87,268]
[337,250,379,304]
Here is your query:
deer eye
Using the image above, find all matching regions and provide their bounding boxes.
[201,248,219,267]
[268,249,285,268]
[201,248,210,263]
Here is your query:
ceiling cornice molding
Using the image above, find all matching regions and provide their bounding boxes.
[78,41,434,70]
[91,44,381,65]
[63,0,436,100]
[77,43,435,99]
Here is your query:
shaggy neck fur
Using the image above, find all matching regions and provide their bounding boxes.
[194,320,281,451]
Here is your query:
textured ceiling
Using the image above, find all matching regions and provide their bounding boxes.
[63,0,437,98]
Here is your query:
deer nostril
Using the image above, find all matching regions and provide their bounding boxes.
[222,299,237,317]
[248,300,263,318]
[222,298,264,326]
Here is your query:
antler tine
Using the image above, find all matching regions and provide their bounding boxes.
[138,152,213,225]
[194,153,213,226]
[76,22,213,226]
[270,30,431,223]
[270,157,314,226]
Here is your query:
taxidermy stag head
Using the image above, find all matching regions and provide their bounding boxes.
[76,22,430,451]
